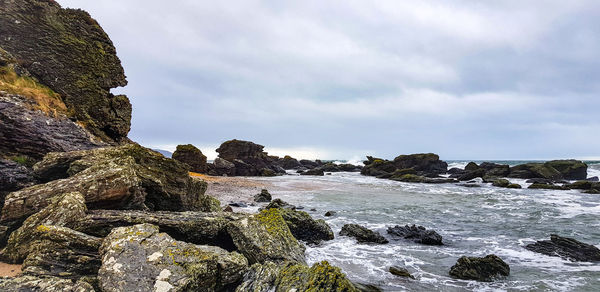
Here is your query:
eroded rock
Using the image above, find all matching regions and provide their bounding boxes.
[340,224,388,244]
[449,254,510,281]
[525,234,600,262]
[387,224,443,245]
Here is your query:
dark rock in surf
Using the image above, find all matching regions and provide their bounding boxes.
[325,211,336,217]
[464,162,479,171]
[339,224,388,244]
[587,176,599,182]
[301,169,325,176]
[254,189,272,202]
[528,183,568,190]
[279,155,302,169]
[449,254,510,281]
[388,266,414,279]
[525,234,600,262]
[387,224,443,245]
[264,204,334,245]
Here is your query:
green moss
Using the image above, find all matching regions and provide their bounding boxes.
[9,155,36,167]
[276,261,357,292]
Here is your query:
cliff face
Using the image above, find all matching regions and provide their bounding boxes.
[0,0,131,143]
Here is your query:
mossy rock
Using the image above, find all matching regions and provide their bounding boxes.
[172,144,208,173]
[528,183,568,190]
[492,179,510,188]
[449,254,509,281]
[275,261,358,292]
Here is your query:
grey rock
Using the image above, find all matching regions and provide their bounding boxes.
[449,254,510,281]
[387,224,443,245]
[340,224,388,244]
[525,234,600,262]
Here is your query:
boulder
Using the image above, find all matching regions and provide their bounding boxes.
[393,153,448,175]
[0,0,131,143]
[235,261,281,292]
[325,211,336,217]
[264,199,296,210]
[390,174,457,184]
[0,275,95,291]
[339,224,388,244]
[525,234,600,262]
[265,204,334,245]
[172,144,208,173]
[588,176,599,182]
[279,155,302,169]
[479,162,510,177]
[2,144,219,223]
[492,179,510,188]
[565,180,600,191]
[464,162,479,171]
[449,254,510,281]
[387,224,443,245]
[507,183,522,189]
[389,266,414,279]
[227,209,306,264]
[361,157,397,177]
[214,139,285,176]
[528,183,568,190]
[457,169,486,181]
[509,163,561,180]
[254,189,272,202]
[99,224,247,292]
[300,169,325,176]
[299,159,321,168]
[545,160,587,180]
[210,157,236,176]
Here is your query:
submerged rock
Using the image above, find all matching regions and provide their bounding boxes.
[528,183,568,190]
[172,144,208,173]
[98,223,248,292]
[227,209,306,264]
[339,224,388,244]
[525,234,600,262]
[387,224,443,245]
[325,211,337,217]
[254,189,272,202]
[449,254,510,281]
[389,266,414,279]
[300,169,325,176]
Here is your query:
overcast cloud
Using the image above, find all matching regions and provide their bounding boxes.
[57,0,600,160]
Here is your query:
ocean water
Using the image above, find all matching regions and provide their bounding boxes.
[258,161,600,291]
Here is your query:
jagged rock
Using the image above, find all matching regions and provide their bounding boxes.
[227,209,306,264]
[457,169,486,181]
[0,93,104,160]
[390,174,457,184]
[236,261,358,292]
[0,158,35,208]
[254,189,272,202]
[300,169,325,176]
[528,183,568,190]
[0,275,95,291]
[525,234,600,262]
[299,159,321,168]
[387,224,443,245]
[393,153,448,175]
[214,139,285,177]
[264,199,295,210]
[210,157,236,176]
[479,162,510,177]
[172,144,208,173]
[2,144,219,223]
[545,160,587,180]
[340,224,388,244]
[389,266,414,279]
[0,0,131,142]
[464,162,479,171]
[279,155,302,169]
[509,160,587,180]
[449,254,510,281]
[325,211,336,217]
[1,192,87,262]
[361,157,398,177]
[264,205,334,245]
[98,223,247,292]
[73,210,243,250]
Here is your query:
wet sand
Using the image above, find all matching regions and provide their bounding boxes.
[0,262,21,277]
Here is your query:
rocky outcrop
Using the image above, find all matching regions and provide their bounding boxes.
[0,275,95,291]
[227,209,306,264]
[1,144,219,223]
[0,158,35,207]
[525,235,600,262]
[565,180,600,192]
[361,157,401,177]
[300,168,325,176]
[390,174,457,184]
[545,160,588,180]
[389,266,414,279]
[209,157,236,176]
[254,189,272,202]
[98,223,248,292]
[0,0,131,143]
[449,254,510,281]
[339,224,388,244]
[362,154,447,179]
[528,183,568,190]
[278,155,302,170]
[387,224,443,245]
[211,140,285,176]
[265,203,334,245]
[172,144,208,173]
[509,160,587,180]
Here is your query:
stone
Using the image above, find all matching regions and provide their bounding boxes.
[545,160,587,180]
[264,199,296,210]
[458,169,486,181]
[387,224,443,245]
[98,223,248,292]
[339,224,388,244]
[300,169,325,176]
[0,0,131,142]
[214,139,285,177]
[325,211,336,217]
[492,179,510,188]
[389,266,414,279]
[525,234,600,262]
[0,275,95,291]
[227,209,306,264]
[210,157,236,176]
[393,153,448,175]
[266,206,334,245]
[279,155,302,169]
[254,189,272,202]
[361,157,398,177]
[172,144,208,173]
[528,183,568,190]
[0,158,35,207]
[464,162,479,171]
[507,184,522,189]
[449,254,510,281]
[479,162,510,177]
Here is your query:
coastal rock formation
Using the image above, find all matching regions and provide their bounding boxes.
[227,209,306,264]
[1,144,218,223]
[362,154,447,179]
[0,275,95,291]
[509,160,587,180]
[339,224,388,244]
[254,189,272,202]
[525,235,600,262]
[265,203,334,245]
[387,224,443,245]
[0,159,35,206]
[172,144,208,173]
[98,223,248,292]
[449,254,510,281]
[212,139,285,176]
[278,155,302,169]
[0,0,131,143]
[210,157,236,176]
[390,174,457,184]
[389,266,414,279]
[565,180,600,191]
[300,168,325,176]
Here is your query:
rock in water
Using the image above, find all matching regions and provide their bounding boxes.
[389,266,414,279]
[339,224,388,244]
[172,144,208,173]
[227,209,306,264]
[0,0,131,143]
[275,209,333,245]
[254,189,272,202]
[300,169,325,176]
[0,275,95,291]
[98,223,248,292]
[213,139,285,176]
[545,160,587,180]
[449,254,510,281]
[387,224,443,245]
[525,234,600,262]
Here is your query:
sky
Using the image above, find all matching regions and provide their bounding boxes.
[57,0,600,160]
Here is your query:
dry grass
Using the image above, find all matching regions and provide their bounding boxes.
[0,66,67,117]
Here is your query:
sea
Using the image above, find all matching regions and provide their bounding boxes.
[249,161,600,291]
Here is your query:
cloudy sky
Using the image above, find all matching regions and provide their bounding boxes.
[57,0,600,160]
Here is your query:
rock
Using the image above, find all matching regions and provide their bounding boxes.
[458,183,481,188]
[449,254,510,281]
[72,210,243,250]
[227,209,306,264]
[479,162,510,177]
[0,93,104,161]
[564,180,595,190]
[214,139,285,177]
[390,174,457,184]
[279,155,302,169]
[264,199,296,210]
[2,144,219,223]
[447,168,464,175]
[587,176,599,182]
[509,163,561,180]
[353,282,383,292]
[254,189,272,202]
[361,157,398,177]
[229,202,248,207]
[172,144,208,173]
[528,183,568,190]
[264,205,334,245]
[210,157,237,176]
[526,178,554,184]
[507,183,522,189]
[393,153,448,175]
[339,224,388,244]
[235,261,281,292]
[0,0,131,143]
[1,192,87,262]
[545,160,587,180]
[0,158,35,208]
[299,159,321,168]
[300,169,325,176]
[387,224,443,245]
[458,169,486,181]
[0,275,95,291]
[98,223,248,292]
[389,266,414,279]
[223,206,234,212]
[492,179,510,188]
[325,211,336,217]
[464,162,479,171]
[525,234,600,262]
